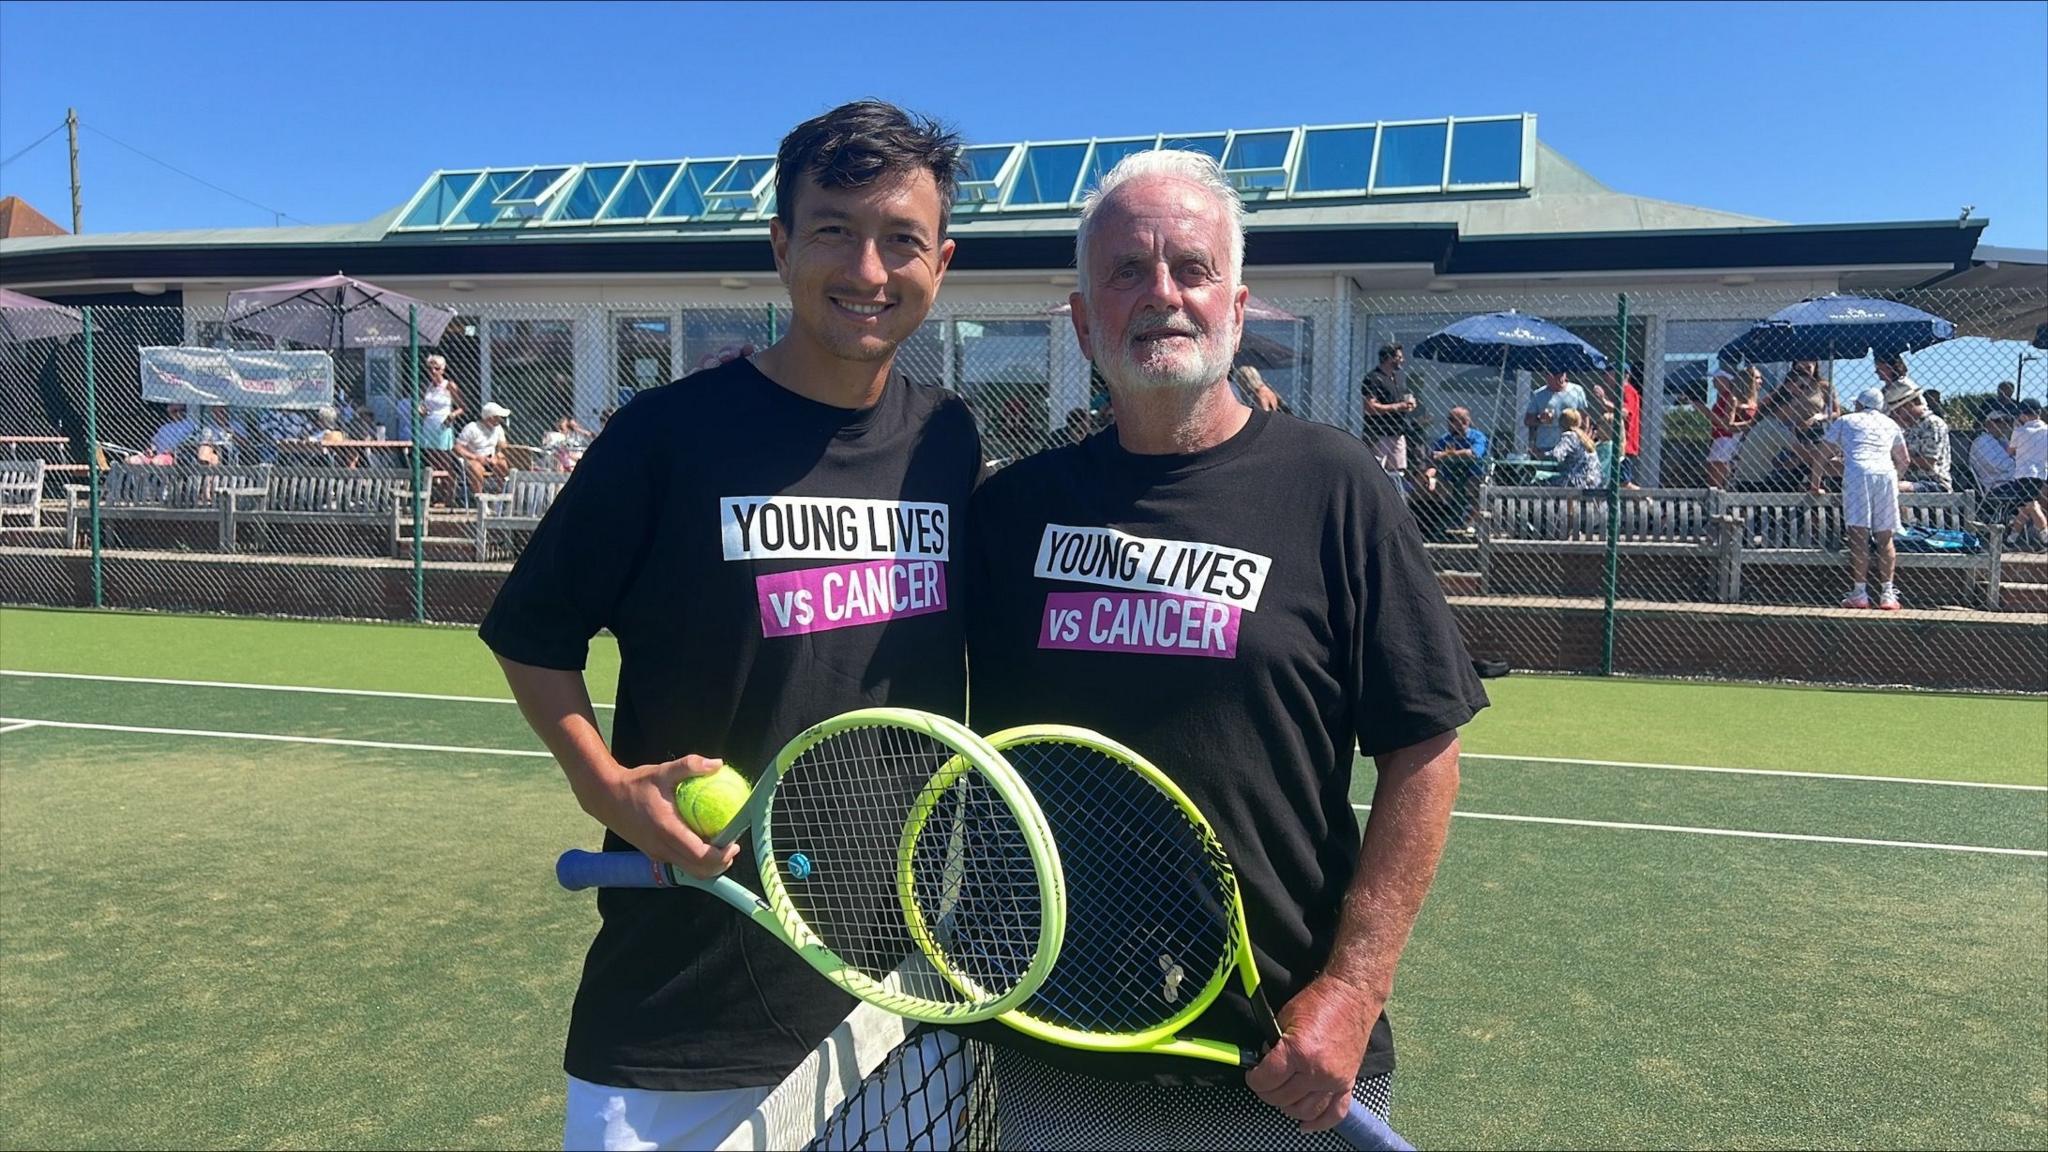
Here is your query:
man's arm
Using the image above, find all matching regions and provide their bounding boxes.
[496,654,737,878]
[1246,730,1460,1131]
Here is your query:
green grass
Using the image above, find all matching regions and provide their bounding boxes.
[2,607,2044,1148]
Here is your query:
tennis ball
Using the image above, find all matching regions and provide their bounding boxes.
[675,766,749,837]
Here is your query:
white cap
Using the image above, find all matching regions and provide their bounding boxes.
[481,402,512,420]
[1854,387,1885,411]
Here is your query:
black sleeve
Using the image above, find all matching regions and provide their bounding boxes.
[478,405,662,671]
[1351,489,1489,757]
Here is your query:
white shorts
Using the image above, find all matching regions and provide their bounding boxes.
[1842,469,1901,532]
[1372,434,1407,474]
[1706,434,1744,464]
[563,1076,770,1151]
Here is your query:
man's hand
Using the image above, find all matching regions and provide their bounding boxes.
[581,754,741,880]
[1246,974,1380,1132]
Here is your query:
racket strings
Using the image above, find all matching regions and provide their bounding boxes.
[1000,740,1238,1035]
[768,723,1047,1011]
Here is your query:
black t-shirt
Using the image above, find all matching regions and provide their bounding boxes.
[479,359,981,1091]
[1361,365,1412,437]
[958,408,1487,1084]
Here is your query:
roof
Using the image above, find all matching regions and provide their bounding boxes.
[0,196,67,239]
[0,121,1989,287]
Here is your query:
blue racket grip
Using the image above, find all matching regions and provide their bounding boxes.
[555,850,678,891]
[1334,1100,1414,1152]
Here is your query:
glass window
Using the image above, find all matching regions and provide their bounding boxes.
[655,160,735,218]
[1373,123,1448,190]
[449,172,525,225]
[1162,135,1226,162]
[1240,313,1316,418]
[954,319,1050,463]
[1006,143,1087,207]
[955,145,1014,203]
[401,173,481,228]
[613,314,672,407]
[497,167,569,205]
[704,158,774,212]
[1079,139,1155,196]
[1449,119,1524,186]
[603,163,678,219]
[1294,127,1374,192]
[1224,131,1292,191]
[485,318,578,426]
[556,166,626,221]
[681,308,776,371]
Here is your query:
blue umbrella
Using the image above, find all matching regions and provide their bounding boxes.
[1414,310,1611,375]
[1718,294,1955,364]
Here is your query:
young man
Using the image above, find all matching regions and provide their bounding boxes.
[1523,369,1588,455]
[1359,343,1415,477]
[1824,387,1911,610]
[961,149,1486,1147]
[480,101,975,1150]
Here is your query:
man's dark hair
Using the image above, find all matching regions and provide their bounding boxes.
[1875,351,1908,374]
[1377,343,1403,363]
[775,100,963,239]
[2020,398,2043,417]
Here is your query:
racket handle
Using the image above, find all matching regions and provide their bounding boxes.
[1334,1100,1415,1152]
[555,850,678,890]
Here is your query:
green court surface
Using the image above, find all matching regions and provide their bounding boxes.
[1,607,2044,1149]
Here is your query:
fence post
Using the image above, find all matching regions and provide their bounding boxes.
[409,306,425,623]
[1600,293,1629,676]
[84,305,103,608]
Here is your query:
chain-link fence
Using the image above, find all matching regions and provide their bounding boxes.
[3,288,2043,692]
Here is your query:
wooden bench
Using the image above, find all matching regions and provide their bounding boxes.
[1475,485,1727,593]
[475,470,569,561]
[0,459,48,533]
[230,467,419,554]
[64,462,269,551]
[1719,490,2005,608]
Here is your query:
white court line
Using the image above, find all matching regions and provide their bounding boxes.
[1460,752,2047,793]
[1351,804,2045,859]
[8,714,2039,859]
[6,668,2040,793]
[0,717,554,759]
[0,720,40,735]
[0,668,615,709]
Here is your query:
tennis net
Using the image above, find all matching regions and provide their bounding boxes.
[715,996,995,1151]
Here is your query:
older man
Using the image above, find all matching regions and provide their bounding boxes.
[962,149,1486,1147]
[454,401,514,497]
[1884,375,1952,493]
[1824,387,1911,609]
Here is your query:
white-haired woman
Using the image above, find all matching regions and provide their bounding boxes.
[416,354,465,504]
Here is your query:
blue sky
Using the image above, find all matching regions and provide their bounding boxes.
[1,0,2043,247]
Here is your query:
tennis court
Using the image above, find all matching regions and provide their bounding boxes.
[1,607,2042,1150]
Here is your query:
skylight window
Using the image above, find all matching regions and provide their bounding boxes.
[1005,143,1087,207]
[1223,130,1293,192]
[1373,123,1449,192]
[553,166,626,222]
[1293,127,1375,193]
[602,163,679,220]
[955,145,1016,204]
[400,172,481,228]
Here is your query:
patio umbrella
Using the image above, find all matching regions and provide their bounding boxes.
[0,287,84,344]
[225,273,456,349]
[1717,294,1955,364]
[1414,310,1610,446]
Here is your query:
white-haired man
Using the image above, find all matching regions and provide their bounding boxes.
[960,149,1487,1146]
[1823,386,1912,609]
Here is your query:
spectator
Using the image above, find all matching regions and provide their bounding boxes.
[1042,406,1096,452]
[1985,379,2020,420]
[1921,388,1944,419]
[191,405,244,467]
[1969,409,2016,491]
[417,354,464,452]
[1991,398,2048,549]
[541,415,596,471]
[455,402,513,499]
[1546,408,1603,489]
[1886,378,1951,492]
[1523,368,1589,455]
[1233,364,1287,413]
[1592,364,1643,488]
[1968,409,2038,545]
[1425,406,1489,531]
[1360,343,1415,478]
[250,406,314,464]
[133,403,195,465]
[1822,387,1911,610]
[1699,357,1760,489]
[598,406,618,428]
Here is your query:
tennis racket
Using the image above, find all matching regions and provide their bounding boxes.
[984,724,1415,1152]
[557,707,1066,1025]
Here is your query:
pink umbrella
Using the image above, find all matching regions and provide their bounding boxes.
[226,273,456,349]
[0,287,84,343]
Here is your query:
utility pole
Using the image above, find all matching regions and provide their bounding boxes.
[66,107,81,234]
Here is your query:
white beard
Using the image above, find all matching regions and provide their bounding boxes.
[1098,311,1240,394]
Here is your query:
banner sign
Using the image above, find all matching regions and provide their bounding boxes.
[138,346,335,410]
